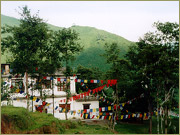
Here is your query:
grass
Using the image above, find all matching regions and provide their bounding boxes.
[115,116,179,134]
[1,106,63,133]
[64,124,113,134]
[1,106,114,134]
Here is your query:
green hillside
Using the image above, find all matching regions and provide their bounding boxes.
[1,15,135,71]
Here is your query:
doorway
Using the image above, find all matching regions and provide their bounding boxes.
[83,104,90,119]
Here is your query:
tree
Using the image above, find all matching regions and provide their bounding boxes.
[1,6,53,110]
[51,28,83,120]
[102,42,132,130]
[126,21,179,134]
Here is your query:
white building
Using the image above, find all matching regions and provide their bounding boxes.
[1,65,99,120]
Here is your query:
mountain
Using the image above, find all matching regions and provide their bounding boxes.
[1,15,135,71]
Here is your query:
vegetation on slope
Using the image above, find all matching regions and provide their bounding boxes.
[1,15,135,71]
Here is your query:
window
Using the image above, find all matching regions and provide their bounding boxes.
[42,80,52,89]
[1,64,10,75]
[59,104,70,113]
[57,81,66,91]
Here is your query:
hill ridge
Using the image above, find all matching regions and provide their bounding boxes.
[1,15,135,71]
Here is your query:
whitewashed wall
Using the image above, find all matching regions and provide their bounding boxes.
[1,76,99,120]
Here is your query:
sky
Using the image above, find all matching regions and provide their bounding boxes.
[1,1,179,42]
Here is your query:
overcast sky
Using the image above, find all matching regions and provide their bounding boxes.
[1,1,179,42]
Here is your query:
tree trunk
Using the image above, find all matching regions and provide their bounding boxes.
[148,98,152,134]
[113,82,118,131]
[26,71,29,111]
[165,105,168,134]
[52,76,54,116]
[157,91,159,134]
[161,107,164,134]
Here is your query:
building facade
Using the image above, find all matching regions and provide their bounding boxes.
[1,64,99,120]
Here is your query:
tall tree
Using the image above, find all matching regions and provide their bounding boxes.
[102,42,132,130]
[1,6,52,110]
[51,28,83,120]
[126,21,179,134]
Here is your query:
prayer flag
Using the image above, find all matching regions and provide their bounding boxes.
[50,77,53,80]
[81,80,84,83]
[108,106,112,111]
[32,97,37,101]
[94,80,97,83]
[104,116,107,120]
[99,108,102,112]
[92,115,95,119]
[101,80,104,84]
[84,80,88,83]
[57,78,60,81]
[125,115,128,119]
[90,80,94,83]
[102,107,105,111]
[85,114,88,119]
[109,116,112,120]
[77,79,81,82]
[46,77,50,80]
[101,116,104,120]
[93,108,96,112]
[87,109,90,113]
[122,103,125,107]
[121,115,123,119]
[43,76,47,79]
[105,107,108,111]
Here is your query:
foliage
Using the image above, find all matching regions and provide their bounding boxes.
[1,15,134,71]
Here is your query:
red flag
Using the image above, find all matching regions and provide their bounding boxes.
[104,116,107,120]
[84,109,87,113]
[96,88,98,93]
[81,113,83,117]
[43,76,47,79]
[75,79,77,82]
[114,79,117,85]
[90,80,94,83]
[116,116,119,120]
[108,80,111,84]
[35,67,38,71]
[140,114,142,118]
[99,108,102,112]
[73,74,76,77]
[106,113,109,116]
[128,115,131,119]
[57,78,60,81]
[92,115,95,119]
[42,101,46,106]
[101,80,104,84]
